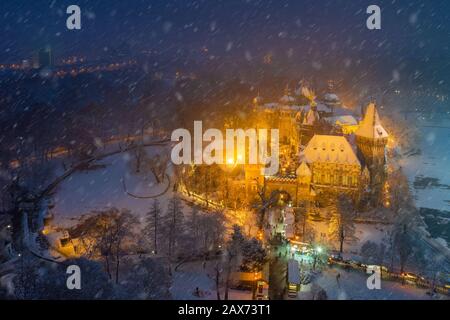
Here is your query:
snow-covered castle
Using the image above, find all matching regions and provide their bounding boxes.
[243,84,389,208]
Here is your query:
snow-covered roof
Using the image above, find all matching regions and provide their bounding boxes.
[303,135,360,166]
[324,93,340,102]
[355,103,389,139]
[263,102,279,109]
[253,95,263,104]
[296,161,311,176]
[301,103,331,113]
[331,115,358,126]
[302,108,319,125]
[280,95,295,104]
[331,106,355,116]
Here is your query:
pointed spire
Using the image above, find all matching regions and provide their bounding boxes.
[355,102,388,139]
[296,162,312,177]
[284,83,291,96]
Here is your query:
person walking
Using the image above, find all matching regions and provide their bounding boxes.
[336,273,341,287]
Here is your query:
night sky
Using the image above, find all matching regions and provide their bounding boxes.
[1,0,449,88]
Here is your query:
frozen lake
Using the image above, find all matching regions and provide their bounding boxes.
[399,113,450,245]
[401,124,450,211]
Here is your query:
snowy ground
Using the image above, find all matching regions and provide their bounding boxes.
[170,260,253,300]
[310,267,447,300]
[51,145,175,227]
[306,219,391,255]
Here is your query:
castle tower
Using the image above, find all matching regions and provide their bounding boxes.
[279,85,295,106]
[296,162,312,202]
[244,164,264,195]
[355,102,389,201]
[253,92,263,107]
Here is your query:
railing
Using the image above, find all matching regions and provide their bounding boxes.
[178,186,224,211]
[328,257,450,296]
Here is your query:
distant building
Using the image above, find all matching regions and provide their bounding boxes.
[33,47,53,69]
[329,115,359,134]
[21,59,31,69]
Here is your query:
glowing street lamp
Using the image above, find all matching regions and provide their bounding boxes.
[313,246,323,270]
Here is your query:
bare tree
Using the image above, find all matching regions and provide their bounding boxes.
[253,178,278,230]
[294,204,308,241]
[197,211,226,263]
[224,225,244,300]
[389,168,412,216]
[148,153,169,184]
[69,208,138,283]
[389,198,419,273]
[162,196,185,272]
[328,195,356,254]
[214,261,222,300]
[112,210,137,283]
[394,224,413,273]
[145,199,162,254]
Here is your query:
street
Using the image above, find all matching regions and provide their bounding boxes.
[268,242,288,300]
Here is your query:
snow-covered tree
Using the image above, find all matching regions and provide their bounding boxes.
[360,240,386,269]
[241,237,267,272]
[388,196,420,272]
[162,196,185,268]
[389,168,414,216]
[13,251,39,300]
[294,205,308,241]
[188,205,200,252]
[68,208,138,283]
[148,153,169,184]
[144,199,162,254]
[14,256,116,299]
[224,225,245,300]
[118,256,172,299]
[394,224,413,273]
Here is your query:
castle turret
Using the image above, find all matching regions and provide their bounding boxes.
[279,85,295,106]
[296,161,312,186]
[355,102,388,201]
[302,103,320,126]
[296,161,314,204]
[253,93,264,107]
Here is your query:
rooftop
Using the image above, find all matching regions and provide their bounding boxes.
[355,102,389,139]
[296,161,312,176]
[303,135,360,166]
[330,115,358,126]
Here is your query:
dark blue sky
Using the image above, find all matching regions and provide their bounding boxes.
[1,0,449,86]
